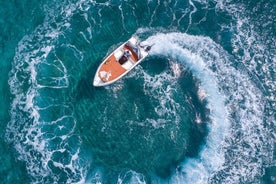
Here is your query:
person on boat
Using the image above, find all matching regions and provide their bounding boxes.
[124,50,131,57]
[127,41,138,53]
[119,50,131,65]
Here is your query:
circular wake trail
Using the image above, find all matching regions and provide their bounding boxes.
[141,32,272,184]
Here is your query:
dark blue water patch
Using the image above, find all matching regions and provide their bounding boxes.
[261,166,276,184]
[140,56,170,76]
[74,55,209,182]
[94,0,109,3]
[176,65,209,157]
[181,1,235,54]
[0,141,30,183]
[74,59,102,102]
[0,1,44,43]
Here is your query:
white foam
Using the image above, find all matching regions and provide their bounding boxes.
[135,29,274,183]
[143,33,231,183]
[117,170,146,184]
[212,0,275,182]
[7,0,91,183]
[197,86,208,101]
[169,61,182,78]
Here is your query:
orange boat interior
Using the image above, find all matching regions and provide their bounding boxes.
[98,44,139,82]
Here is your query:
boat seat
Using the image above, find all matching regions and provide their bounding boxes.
[122,60,134,70]
[114,49,124,61]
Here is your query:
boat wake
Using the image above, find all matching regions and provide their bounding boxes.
[142,32,273,183]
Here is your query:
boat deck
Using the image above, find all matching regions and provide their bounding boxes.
[124,44,139,62]
[98,44,139,82]
[98,54,126,82]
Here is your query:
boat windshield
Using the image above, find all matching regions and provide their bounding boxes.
[126,41,141,59]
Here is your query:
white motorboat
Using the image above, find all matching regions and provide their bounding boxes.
[93,37,151,87]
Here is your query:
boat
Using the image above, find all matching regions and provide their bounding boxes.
[93,37,151,87]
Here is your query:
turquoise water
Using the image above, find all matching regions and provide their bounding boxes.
[1,0,275,183]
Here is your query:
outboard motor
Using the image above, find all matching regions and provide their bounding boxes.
[145,45,152,52]
[140,43,154,52]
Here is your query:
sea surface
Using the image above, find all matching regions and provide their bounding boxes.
[0,0,275,183]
